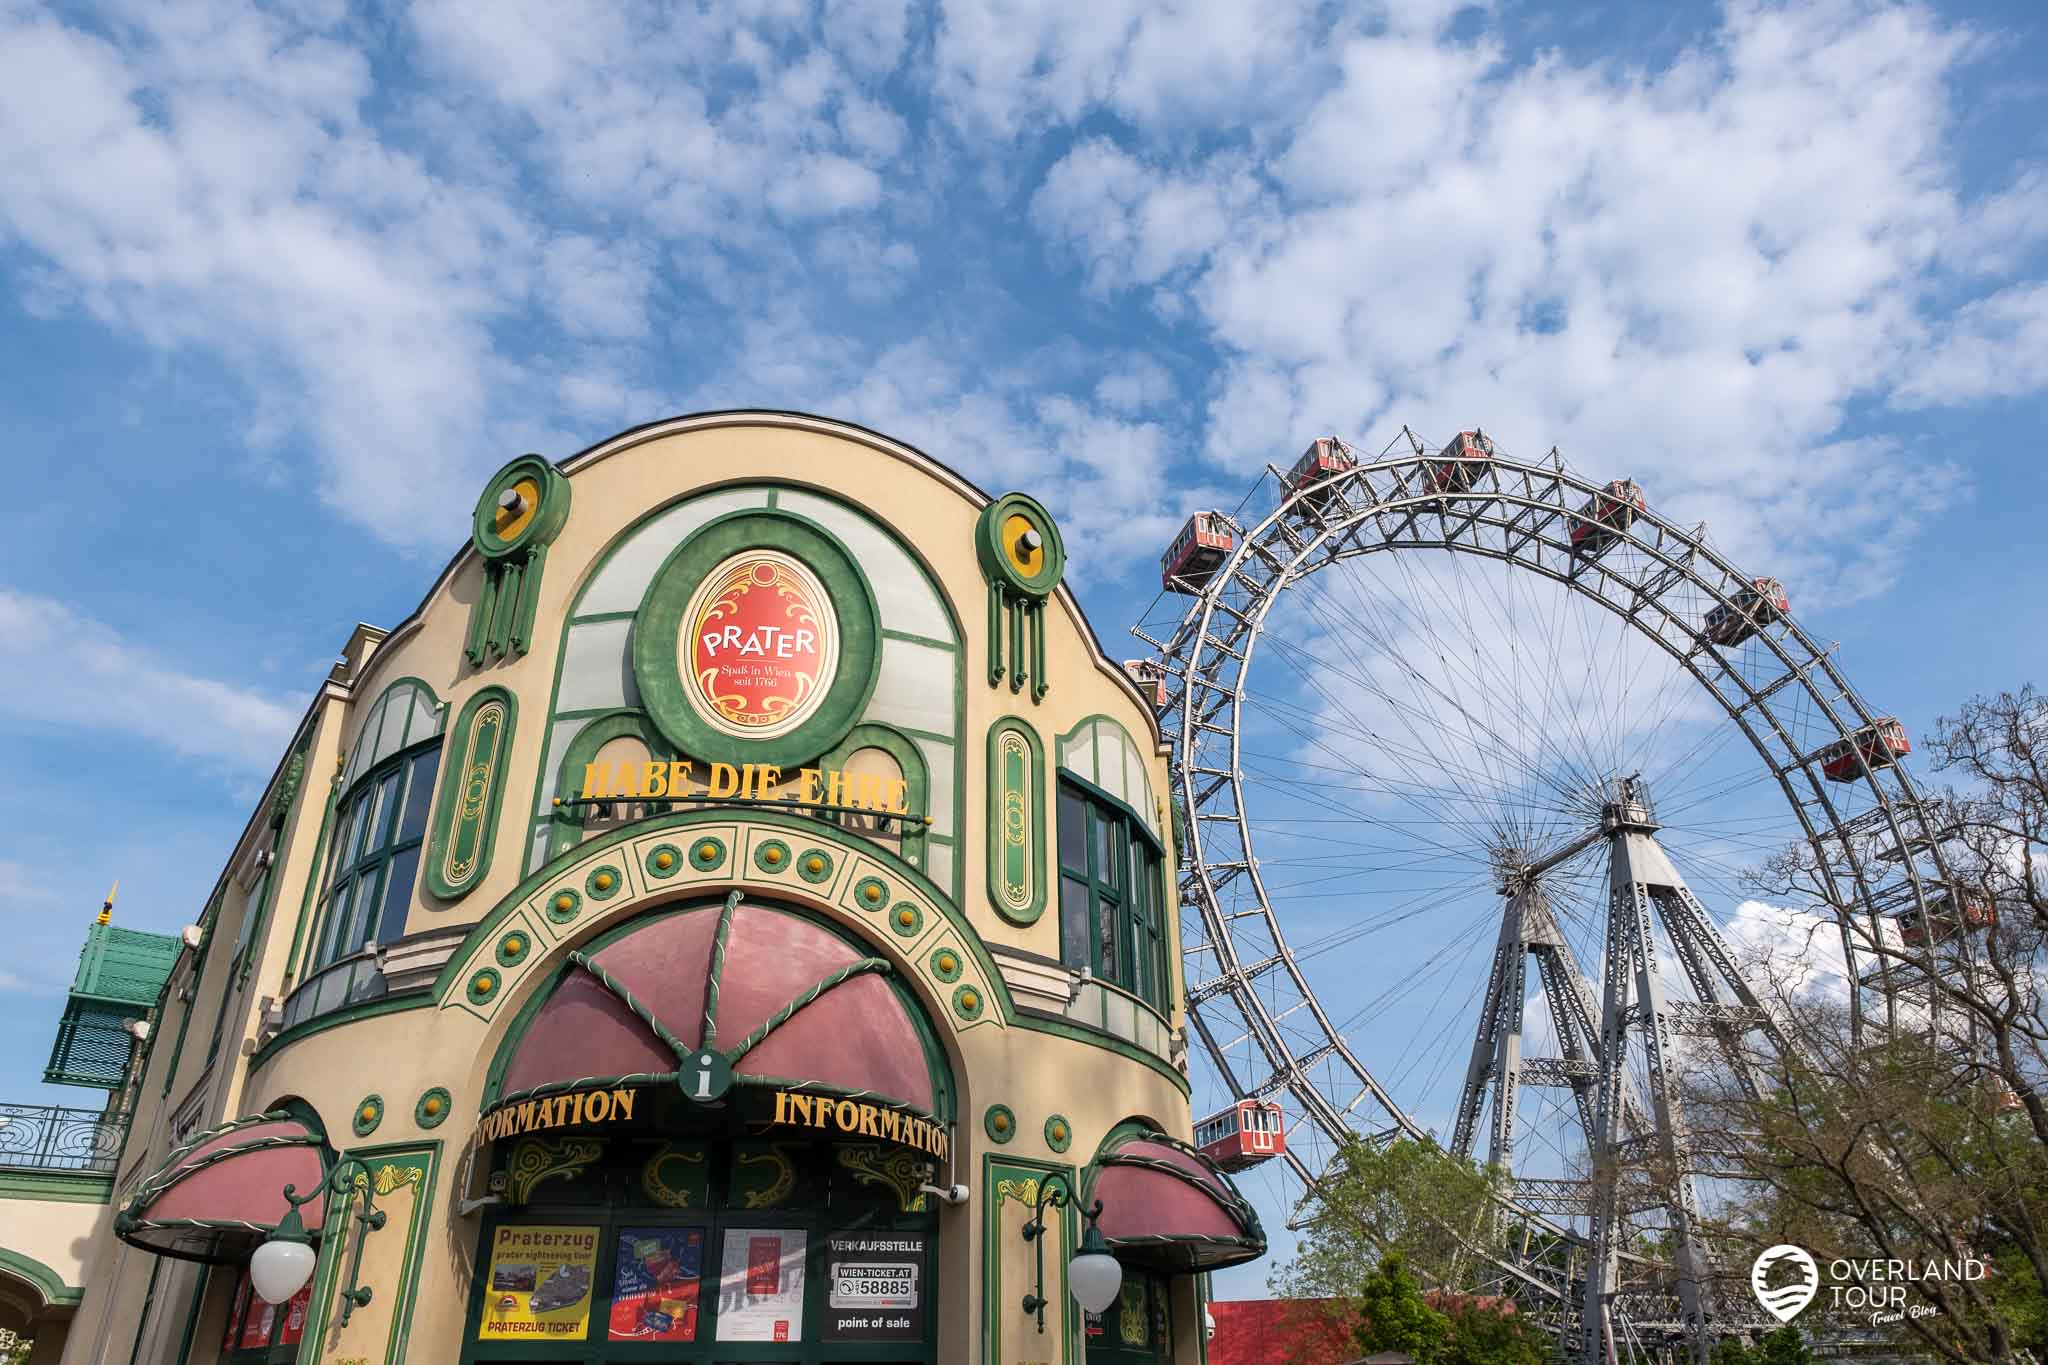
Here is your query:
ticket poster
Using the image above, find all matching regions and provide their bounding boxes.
[607,1226,705,1342]
[277,1283,312,1346]
[715,1228,806,1342]
[239,1292,276,1349]
[825,1233,926,1340]
[478,1224,600,1340]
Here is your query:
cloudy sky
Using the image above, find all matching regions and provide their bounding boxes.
[2,0,2045,1282]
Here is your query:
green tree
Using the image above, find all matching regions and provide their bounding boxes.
[1273,1136,1508,1300]
[1353,1253,1450,1365]
[1441,1302,1548,1365]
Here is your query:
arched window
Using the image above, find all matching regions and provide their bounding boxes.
[310,681,443,974]
[1057,773,1169,1014]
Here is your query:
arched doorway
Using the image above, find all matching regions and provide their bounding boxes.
[460,891,953,1364]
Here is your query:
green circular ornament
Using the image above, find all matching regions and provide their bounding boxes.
[416,1088,452,1129]
[646,843,684,879]
[586,864,624,900]
[929,947,964,982]
[984,1104,1016,1144]
[797,849,834,883]
[495,931,530,967]
[472,454,570,560]
[677,1048,734,1104]
[754,839,793,874]
[889,902,923,937]
[352,1094,384,1137]
[689,837,727,871]
[1044,1114,1073,1153]
[546,888,581,923]
[975,492,1066,600]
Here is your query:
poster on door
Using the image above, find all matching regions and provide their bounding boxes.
[276,1283,312,1346]
[477,1224,600,1340]
[607,1226,704,1342]
[825,1233,926,1340]
[714,1228,806,1342]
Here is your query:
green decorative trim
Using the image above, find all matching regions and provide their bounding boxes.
[796,847,835,882]
[466,455,570,664]
[983,1155,1083,1365]
[424,686,517,899]
[415,1087,453,1128]
[986,715,1048,925]
[975,492,1065,703]
[688,835,727,870]
[836,1143,933,1212]
[631,509,882,769]
[281,765,339,991]
[929,946,964,982]
[352,1093,384,1137]
[0,1169,114,1203]
[584,863,624,899]
[645,841,685,878]
[1044,1113,1074,1153]
[1057,756,1165,855]
[888,901,924,937]
[952,982,985,1020]
[545,887,581,923]
[494,929,531,966]
[853,875,889,910]
[239,736,311,986]
[753,837,793,874]
[293,1142,440,1364]
[815,722,932,871]
[984,1104,1017,1144]
[466,967,502,1005]
[434,806,1192,1097]
[545,708,677,860]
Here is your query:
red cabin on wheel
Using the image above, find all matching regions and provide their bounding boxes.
[1196,1099,1286,1173]
[1820,717,1911,782]
[1568,479,1646,558]
[1122,658,1169,710]
[1898,890,1996,947]
[1286,436,1358,506]
[1704,577,1790,648]
[1422,430,1496,496]
[1162,512,1236,593]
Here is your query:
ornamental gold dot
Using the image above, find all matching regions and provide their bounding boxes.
[472,973,494,997]
[424,1096,444,1116]
[896,908,915,928]
[655,850,676,870]
[993,1112,1010,1132]
[594,871,615,891]
[805,855,825,873]
[698,841,718,859]
[359,1104,375,1122]
[764,847,784,865]
[553,893,575,912]
[959,989,978,1011]
[937,952,957,972]
[862,884,883,903]
[1052,1122,1068,1141]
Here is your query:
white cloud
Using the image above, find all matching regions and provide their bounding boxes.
[0,588,300,778]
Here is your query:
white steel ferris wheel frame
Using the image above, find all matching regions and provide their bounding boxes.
[1142,436,1960,1344]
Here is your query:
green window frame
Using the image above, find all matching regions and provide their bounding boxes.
[1057,776,1169,1014]
[203,853,270,1064]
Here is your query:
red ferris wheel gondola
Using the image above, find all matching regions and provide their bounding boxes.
[1195,1099,1285,1173]
[1567,479,1646,558]
[1162,512,1236,593]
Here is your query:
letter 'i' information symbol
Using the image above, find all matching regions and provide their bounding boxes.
[1751,1245,1819,1323]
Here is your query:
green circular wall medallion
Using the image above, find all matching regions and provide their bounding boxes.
[546,889,581,923]
[646,843,684,879]
[754,839,793,875]
[631,510,882,770]
[975,492,1067,600]
[416,1088,452,1129]
[495,931,531,967]
[889,902,923,938]
[797,849,834,883]
[984,1105,1016,1144]
[586,865,624,900]
[689,837,727,871]
[1044,1114,1073,1153]
[952,983,985,1021]
[853,876,889,911]
[929,947,964,982]
[467,968,502,1004]
[472,454,570,560]
[353,1094,384,1137]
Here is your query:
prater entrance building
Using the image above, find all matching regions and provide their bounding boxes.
[5,413,1263,1365]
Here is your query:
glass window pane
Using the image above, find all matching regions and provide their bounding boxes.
[315,886,348,969]
[329,800,360,877]
[1093,806,1116,884]
[1060,878,1091,971]
[1058,790,1087,872]
[397,747,439,842]
[360,771,398,859]
[377,846,420,945]
[348,868,383,953]
[1098,889,1119,981]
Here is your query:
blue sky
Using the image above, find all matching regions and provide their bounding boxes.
[3,0,2046,1293]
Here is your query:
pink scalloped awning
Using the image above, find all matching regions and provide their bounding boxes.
[497,899,935,1115]
[1090,1134,1265,1272]
[116,1115,327,1263]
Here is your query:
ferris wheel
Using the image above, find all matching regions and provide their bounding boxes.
[1132,429,1968,1363]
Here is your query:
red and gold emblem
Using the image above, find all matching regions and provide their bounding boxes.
[679,550,839,739]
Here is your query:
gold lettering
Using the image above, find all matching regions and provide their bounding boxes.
[880,1110,903,1143]
[580,763,610,799]
[834,1099,858,1133]
[585,1090,612,1124]
[516,1100,538,1134]
[801,769,825,804]
[773,1091,792,1125]
[611,1087,635,1122]
[708,763,740,798]
[619,763,644,798]
[884,778,909,814]
[643,762,668,798]
[785,1093,812,1126]
[756,765,781,798]
[857,1103,880,1136]
[669,761,693,798]
[826,769,850,806]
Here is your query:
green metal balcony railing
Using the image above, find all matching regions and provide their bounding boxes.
[0,1102,127,1173]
